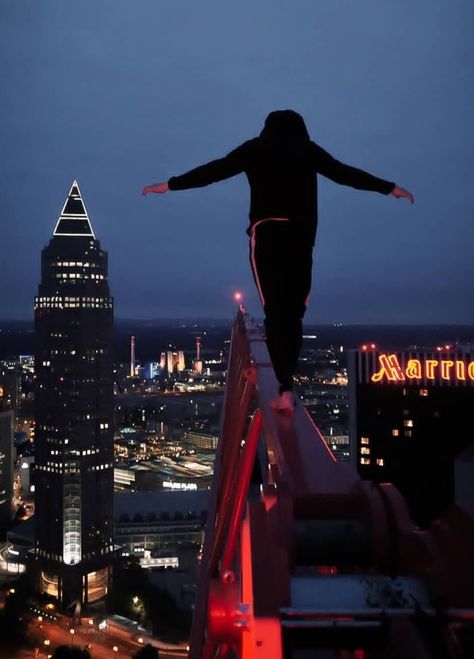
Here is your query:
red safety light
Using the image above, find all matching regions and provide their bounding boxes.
[233,291,243,303]
[361,345,367,351]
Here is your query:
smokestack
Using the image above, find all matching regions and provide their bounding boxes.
[196,336,201,361]
[130,335,135,377]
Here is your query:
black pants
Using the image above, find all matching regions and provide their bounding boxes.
[249,219,313,392]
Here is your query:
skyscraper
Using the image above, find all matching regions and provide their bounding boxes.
[33,181,114,609]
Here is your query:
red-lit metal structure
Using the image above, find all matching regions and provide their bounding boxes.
[189,309,474,659]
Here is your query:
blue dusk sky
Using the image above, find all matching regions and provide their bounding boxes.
[1,1,473,323]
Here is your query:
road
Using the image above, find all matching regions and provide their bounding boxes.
[3,616,189,659]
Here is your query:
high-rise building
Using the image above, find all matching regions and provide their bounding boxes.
[0,407,14,529]
[33,181,114,609]
[0,364,22,418]
[348,347,474,526]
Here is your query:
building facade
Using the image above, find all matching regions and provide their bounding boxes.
[348,347,474,527]
[33,181,114,609]
[115,490,208,565]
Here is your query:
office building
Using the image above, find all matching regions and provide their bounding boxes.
[33,181,114,608]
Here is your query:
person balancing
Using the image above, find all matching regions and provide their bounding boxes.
[143,110,414,413]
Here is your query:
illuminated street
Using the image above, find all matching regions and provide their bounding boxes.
[4,615,189,659]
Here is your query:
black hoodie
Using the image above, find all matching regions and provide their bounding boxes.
[168,136,395,244]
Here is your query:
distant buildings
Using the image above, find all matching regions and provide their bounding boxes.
[33,181,114,608]
[184,431,218,451]
[166,350,185,373]
[114,489,209,564]
[348,347,474,526]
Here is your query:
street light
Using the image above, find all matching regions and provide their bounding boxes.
[70,628,75,646]
[137,637,144,644]
[132,596,139,604]
[113,645,118,659]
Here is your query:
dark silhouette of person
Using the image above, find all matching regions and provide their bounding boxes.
[143,110,413,412]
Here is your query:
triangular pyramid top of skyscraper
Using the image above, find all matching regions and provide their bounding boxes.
[53,180,95,238]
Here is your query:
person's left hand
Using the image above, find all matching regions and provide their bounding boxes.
[142,182,169,195]
[391,185,414,204]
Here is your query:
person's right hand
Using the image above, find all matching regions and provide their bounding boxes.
[391,185,414,204]
[142,182,169,196]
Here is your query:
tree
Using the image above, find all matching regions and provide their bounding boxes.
[132,644,159,659]
[51,647,91,659]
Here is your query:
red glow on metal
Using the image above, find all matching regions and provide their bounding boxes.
[220,410,262,577]
[316,566,338,575]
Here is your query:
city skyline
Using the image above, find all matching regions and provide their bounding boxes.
[1,2,474,324]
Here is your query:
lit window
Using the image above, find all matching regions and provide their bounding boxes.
[404,430,412,438]
[360,457,370,465]
[420,389,429,397]
[376,458,384,466]
[360,447,370,455]
[392,429,399,437]
[403,420,413,428]
[361,437,369,445]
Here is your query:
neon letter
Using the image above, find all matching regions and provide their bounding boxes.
[406,359,422,379]
[440,360,454,380]
[372,354,405,382]
[425,360,439,380]
[468,362,474,381]
[456,361,466,381]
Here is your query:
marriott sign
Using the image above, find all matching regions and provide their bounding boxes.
[355,350,474,387]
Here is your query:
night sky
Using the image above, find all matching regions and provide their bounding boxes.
[1,2,473,323]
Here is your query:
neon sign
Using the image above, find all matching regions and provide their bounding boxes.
[371,353,474,383]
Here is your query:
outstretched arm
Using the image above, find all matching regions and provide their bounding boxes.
[312,142,414,202]
[142,139,254,196]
